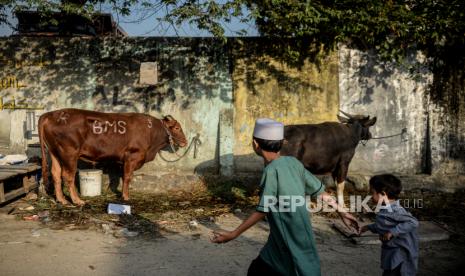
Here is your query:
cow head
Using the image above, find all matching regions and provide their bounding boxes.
[337,110,377,140]
[163,115,188,147]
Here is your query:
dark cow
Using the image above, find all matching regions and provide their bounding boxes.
[281,111,377,205]
[39,108,187,205]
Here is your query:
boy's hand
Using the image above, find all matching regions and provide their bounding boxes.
[211,230,237,244]
[380,232,393,241]
[339,212,360,233]
[359,225,369,235]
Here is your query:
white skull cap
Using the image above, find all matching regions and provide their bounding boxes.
[253,118,284,140]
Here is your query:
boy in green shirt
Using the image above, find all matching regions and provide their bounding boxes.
[211,118,359,276]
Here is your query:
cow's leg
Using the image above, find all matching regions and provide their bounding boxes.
[50,153,69,205]
[62,158,85,206]
[336,181,346,209]
[122,162,134,201]
[122,155,144,201]
[334,162,350,210]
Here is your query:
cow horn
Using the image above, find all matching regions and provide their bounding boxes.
[339,110,354,119]
[164,115,174,121]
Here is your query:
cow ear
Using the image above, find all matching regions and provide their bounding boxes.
[337,115,350,123]
[164,117,178,127]
[365,117,377,126]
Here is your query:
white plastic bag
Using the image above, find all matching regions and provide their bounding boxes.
[0,154,28,165]
[107,203,131,215]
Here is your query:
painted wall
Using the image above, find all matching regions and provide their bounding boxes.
[339,47,430,174]
[231,40,340,172]
[0,37,233,188]
[339,47,465,190]
[0,38,463,192]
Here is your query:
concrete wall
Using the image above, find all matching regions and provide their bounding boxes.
[339,47,430,174]
[0,37,233,192]
[339,47,465,190]
[231,40,339,172]
[0,38,464,192]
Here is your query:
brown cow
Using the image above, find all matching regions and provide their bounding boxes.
[39,108,187,205]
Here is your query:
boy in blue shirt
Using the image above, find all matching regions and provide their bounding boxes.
[360,174,419,276]
[211,118,359,276]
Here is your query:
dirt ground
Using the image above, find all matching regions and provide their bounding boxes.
[1,191,464,276]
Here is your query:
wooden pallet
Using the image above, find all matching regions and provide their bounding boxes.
[0,164,40,203]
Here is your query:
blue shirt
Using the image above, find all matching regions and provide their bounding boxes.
[368,200,419,276]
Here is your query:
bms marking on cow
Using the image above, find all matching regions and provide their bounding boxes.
[92,120,127,134]
[57,111,70,124]
[39,108,188,205]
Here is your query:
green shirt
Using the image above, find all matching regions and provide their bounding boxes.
[256,156,325,276]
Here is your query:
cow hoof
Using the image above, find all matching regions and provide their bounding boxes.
[57,198,70,205]
[72,199,86,206]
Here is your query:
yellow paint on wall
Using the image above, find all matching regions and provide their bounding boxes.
[232,42,340,156]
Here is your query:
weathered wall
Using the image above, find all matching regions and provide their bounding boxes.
[428,57,465,177]
[231,40,339,172]
[0,37,233,192]
[0,37,341,176]
[1,38,464,193]
[339,47,430,174]
[339,47,465,190]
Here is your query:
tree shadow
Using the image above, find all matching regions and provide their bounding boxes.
[341,46,465,174]
[0,37,237,114]
[229,38,330,97]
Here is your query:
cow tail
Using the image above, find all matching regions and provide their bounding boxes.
[38,115,48,189]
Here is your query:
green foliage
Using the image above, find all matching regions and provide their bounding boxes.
[163,0,248,39]
[244,0,465,68]
[159,0,465,70]
[2,0,464,70]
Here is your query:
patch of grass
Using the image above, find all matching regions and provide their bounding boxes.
[201,175,259,205]
[15,178,260,237]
